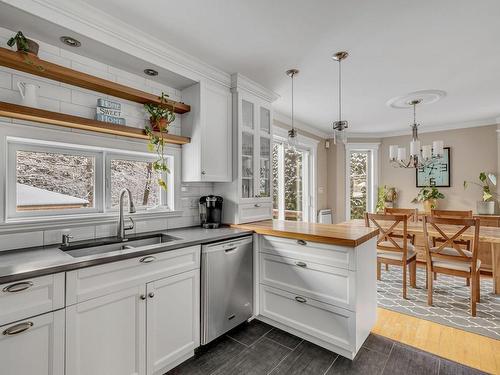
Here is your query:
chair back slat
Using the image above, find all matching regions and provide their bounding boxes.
[431,209,472,219]
[385,207,419,222]
[365,212,410,256]
[423,216,480,269]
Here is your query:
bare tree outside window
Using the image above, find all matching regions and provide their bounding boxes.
[349,151,368,219]
[16,150,94,211]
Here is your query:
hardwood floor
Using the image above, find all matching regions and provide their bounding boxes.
[373,307,500,374]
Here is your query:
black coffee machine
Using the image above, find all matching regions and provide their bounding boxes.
[199,195,223,229]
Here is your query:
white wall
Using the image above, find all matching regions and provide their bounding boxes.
[0,26,211,250]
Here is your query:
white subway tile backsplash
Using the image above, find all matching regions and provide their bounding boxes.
[61,48,109,72]
[0,231,43,251]
[43,226,95,246]
[0,87,18,103]
[71,61,114,81]
[135,218,168,233]
[0,71,11,89]
[95,223,118,238]
[38,50,71,68]
[60,101,96,118]
[71,89,102,107]
[35,39,61,56]
[37,97,61,112]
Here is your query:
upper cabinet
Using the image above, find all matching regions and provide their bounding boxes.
[181,81,232,182]
[215,74,279,224]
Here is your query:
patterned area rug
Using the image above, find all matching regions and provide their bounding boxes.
[377,267,500,340]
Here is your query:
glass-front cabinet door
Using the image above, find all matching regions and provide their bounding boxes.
[241,131,254,198]
[259,136,271,197]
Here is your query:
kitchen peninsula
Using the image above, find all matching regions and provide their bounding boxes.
[233,220,379,360]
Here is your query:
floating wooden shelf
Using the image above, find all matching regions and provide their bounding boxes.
[0,47,190,114]
[0,101,190,145]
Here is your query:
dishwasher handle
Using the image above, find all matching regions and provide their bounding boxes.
[224,247,238,253]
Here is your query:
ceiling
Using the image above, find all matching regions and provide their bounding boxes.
[4,0,500,135]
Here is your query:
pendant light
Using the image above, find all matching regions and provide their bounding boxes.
[389,99,444,168]
[332,51,349,144]
[286,69,299,150]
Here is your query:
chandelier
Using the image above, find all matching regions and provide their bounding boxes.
[389,99,444,168]
[286,68,299,150]
[332,51,349,144]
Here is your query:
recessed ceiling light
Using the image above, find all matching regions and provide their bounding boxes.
[144,68,158,77]
[386,90,447,109]
[60,36,81,47]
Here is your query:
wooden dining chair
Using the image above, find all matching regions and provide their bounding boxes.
[423,216,481,316]
[365,213,417,299]
[383,208,418,271]
[431,209,473,284]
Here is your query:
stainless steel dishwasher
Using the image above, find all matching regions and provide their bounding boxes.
[201,235,253,344]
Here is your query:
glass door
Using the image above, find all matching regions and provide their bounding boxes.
[241,99,255,199]
[259,136,271,198]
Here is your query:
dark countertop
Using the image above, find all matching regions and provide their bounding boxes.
[0,226,253,284]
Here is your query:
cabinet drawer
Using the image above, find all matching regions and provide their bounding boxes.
[260,253,355,310]
[0,310,65,375]
[66,245,200,305]
[260,235,354,270]
[239,202,272,223]
[0,273,65,326]
[260,284,355,351]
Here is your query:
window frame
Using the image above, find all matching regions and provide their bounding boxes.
[344,143,380,221]
[7,140,104,218]
[5,137,176,220]
[272,127,318,223]
[104,152,172,212]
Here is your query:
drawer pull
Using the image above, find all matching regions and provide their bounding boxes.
[296,239,307,246]
[139,256,156,263]
[148,292,155,298]
[140,294,146,300]
[295,261,307,268]
[225,247,237,253]
[3,321,33,336]
[254,204,261,208]
[295,296,307,303]
[228,314,236,320]
[2,281,33,293]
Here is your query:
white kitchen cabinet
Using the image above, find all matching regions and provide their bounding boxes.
[66,284,147,375]
[146,269,200,375]
[181,81,232,182]
[66,246,201,375]
[215,74,279,223]
[0,309,65,375]
[257,235,377,359]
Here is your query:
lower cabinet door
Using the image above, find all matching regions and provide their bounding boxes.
[146,269,200,375]
[66,285,147,375]
[0,309,64,375]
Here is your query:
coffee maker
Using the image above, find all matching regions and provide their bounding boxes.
[199,195,223,229]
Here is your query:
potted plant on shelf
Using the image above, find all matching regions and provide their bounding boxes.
[464,172,498,215]
[411,186,445,213]
[7,31,39,55]
[144,92,176,190]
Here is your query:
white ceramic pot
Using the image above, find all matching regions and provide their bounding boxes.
[477,201,495,215]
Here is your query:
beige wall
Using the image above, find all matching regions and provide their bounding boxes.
[380,125,498,211]
[273,121,329,215]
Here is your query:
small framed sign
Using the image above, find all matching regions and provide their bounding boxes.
[416,147,451,187]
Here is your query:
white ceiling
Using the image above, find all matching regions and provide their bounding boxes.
[6,0,500,135]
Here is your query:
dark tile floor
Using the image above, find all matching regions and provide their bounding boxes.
[167,319,488,375]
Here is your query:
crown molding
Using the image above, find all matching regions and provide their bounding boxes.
[231,73,279,102]
[348,117,499,138]
[2,0,232,87]
[273,111,330,139]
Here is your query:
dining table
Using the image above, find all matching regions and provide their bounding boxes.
[342,219,500,295]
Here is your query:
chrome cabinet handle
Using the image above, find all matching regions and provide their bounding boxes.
[139,256,156,263]
[3,281,33,293]
[254,204,261,208]
[140,294,146,300]
[148,292,155,298]
[295,261,307,268]
[295,296,307,303]
[3,321,33,336]
[296,240,307,246]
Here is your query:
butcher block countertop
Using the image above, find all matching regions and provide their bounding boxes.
[231,220,379,247]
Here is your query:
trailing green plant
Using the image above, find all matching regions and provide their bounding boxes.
[411,186,445,206]
[144,92,176,190]
[7,31,30,52]
[464,172,498,202]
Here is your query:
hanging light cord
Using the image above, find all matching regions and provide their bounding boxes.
[291,73,294,131]
[413,102,416,125]
[338,58,342,124]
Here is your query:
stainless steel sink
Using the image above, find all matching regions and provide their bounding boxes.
[62,233,181,258]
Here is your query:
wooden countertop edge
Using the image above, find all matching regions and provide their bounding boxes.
[230,223,379,247]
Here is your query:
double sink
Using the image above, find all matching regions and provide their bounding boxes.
[61,233,182,258]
